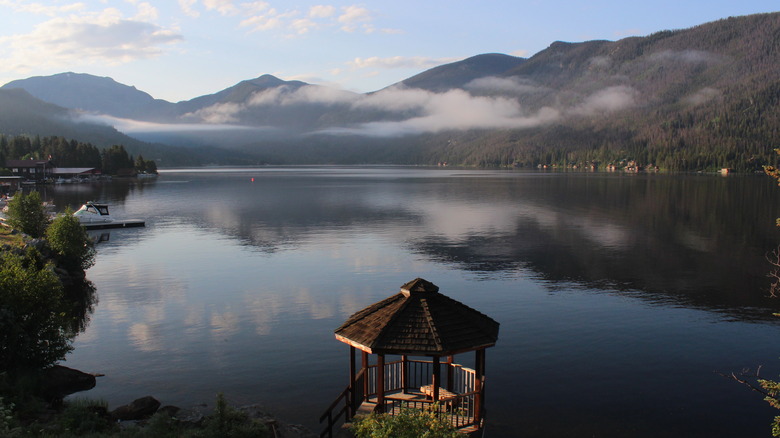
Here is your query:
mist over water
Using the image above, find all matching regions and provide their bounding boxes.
[48,167,780,437]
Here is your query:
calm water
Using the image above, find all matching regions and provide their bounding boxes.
[39,167,780,437]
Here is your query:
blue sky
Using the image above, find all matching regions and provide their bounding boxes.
[0,0,777,102]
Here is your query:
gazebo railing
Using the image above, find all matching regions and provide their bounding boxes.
[320,359,480,437]
[365,359,477,396]
[381,389,481,430]
[319,368,366,438]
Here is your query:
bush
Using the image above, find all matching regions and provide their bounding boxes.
[0,250,71,372]
[46,208,96,271]
[4,191,50,238]
[55,398,114,436]
[192,393,269,438]
[351,405,459,438]
[0,397,14,435]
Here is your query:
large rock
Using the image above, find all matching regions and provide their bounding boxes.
[40,365,96,400]
[110,396,161,421]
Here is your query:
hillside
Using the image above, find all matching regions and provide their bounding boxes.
[2,12,780,170]
[397,53,526,92]
[0,88,255,167]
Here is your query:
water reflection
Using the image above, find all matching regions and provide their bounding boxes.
[63,279,98,335]
[47,170,780,323]
[58,168,780,437]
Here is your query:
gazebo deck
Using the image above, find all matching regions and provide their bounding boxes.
[360,391,480,434]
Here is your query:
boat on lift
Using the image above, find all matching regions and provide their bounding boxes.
[72,201,145,230]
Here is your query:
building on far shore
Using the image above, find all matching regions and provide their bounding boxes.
[5,159,55,182]
[52,167,101,183]
[0,176,23,196]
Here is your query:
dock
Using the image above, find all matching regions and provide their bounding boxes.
[82,219,145,230]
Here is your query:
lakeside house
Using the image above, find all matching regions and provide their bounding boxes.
[4,159,100,183]
[5,159,55,182]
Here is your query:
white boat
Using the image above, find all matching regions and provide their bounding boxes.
[73,202,145,229]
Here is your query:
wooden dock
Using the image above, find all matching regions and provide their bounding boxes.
[82,219,145,230]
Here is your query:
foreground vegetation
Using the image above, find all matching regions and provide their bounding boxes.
[1,192,96,433]
[351,407,459,438]
[0,393,270,437]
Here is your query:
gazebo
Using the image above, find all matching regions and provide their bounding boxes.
[319,278,500,437]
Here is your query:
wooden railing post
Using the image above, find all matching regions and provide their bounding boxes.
[349,346,356,419]
[446,355,454,392]
[401,355,408,393]
[474,348,485,425]
[377,354,385,413]
[362,351,369,402]
[432,356,440,402]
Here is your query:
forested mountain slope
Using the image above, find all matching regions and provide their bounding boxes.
[2,13,779,170]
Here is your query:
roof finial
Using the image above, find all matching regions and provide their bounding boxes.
[400,278,439,296]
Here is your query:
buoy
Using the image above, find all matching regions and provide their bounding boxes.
[251,178,255,182]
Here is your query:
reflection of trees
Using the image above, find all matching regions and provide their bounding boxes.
[63,279,98,334]
[36,178,157,213]
[407,175,780,319]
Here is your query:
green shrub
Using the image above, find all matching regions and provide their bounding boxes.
[192,393,269,438]
[0,396,14,435]
[46,209,96,271]
[0,250,71,372]
[351,405,459,438]
[55,398,115,436]
[4,191,50,238]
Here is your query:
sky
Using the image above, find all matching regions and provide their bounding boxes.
[0,1,778,103]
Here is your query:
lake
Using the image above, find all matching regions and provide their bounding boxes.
[39,167,780,437]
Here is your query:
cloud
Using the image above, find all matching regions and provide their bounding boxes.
[251,84,359,105]
[569,85,639,115]
[0,0,86,16]
[309,4,335,18]
[588,56,611,69]
[683,87,721,106]
[132,2,159,21]
[182,81,640,138]
[180,84,358,123]
[510,49,529,58]
[178,0,200,17]
[240,9,288,32]
[648,49,721,64]
[78,113,270,133]
[348,56,458,70]
[202,0,240,16]
[465,76,549,95]
[0,9,182,73]
[318,87,562,137]
[338,5,372,33]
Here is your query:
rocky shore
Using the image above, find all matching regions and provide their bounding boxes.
[38,365,317,437]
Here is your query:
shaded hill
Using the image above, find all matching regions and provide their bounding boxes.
[2,13,780,171]
[0,88,255,167]
[2,72,173,119]
[397,53,526,91]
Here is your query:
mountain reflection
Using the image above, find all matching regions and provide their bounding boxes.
[55,169,780,321]
[182,172,780,319]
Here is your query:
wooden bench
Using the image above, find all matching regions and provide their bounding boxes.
[420,384,458,405]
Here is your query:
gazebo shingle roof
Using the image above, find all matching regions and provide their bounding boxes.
[334,278,499,356]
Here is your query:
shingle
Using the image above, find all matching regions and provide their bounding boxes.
[334,278,499,356]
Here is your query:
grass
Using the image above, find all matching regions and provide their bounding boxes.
[0,221,25,247]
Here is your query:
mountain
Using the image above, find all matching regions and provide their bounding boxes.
[0,87,138,144]
[1,72,173,119]
[2,12,780,171]
[0,88,257,166]
[397,53,526,91]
